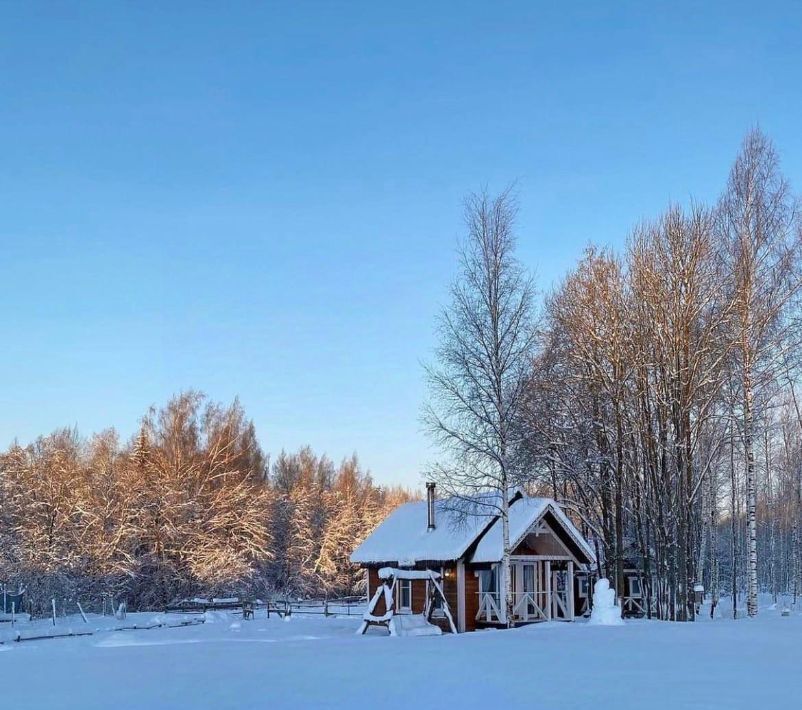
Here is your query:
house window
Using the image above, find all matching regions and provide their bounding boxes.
[398,579,412,612]
[479,567,498,600]
[578,576,589,598]
[628,576,642,598]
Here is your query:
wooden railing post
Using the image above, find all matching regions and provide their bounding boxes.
[545,562,552,620]
[567,562,575,621]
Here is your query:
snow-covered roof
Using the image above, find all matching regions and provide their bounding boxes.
[349,498,495,565]
[470,497,595,564]
[350,493,595,566]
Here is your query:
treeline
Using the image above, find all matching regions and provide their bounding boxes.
[426,127,802,622]
[521,129,802,619]
[0,392,411,613]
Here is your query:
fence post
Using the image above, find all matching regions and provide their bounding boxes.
[52,598,57,626]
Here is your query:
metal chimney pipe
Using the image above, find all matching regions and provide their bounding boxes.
[426,482,436,531]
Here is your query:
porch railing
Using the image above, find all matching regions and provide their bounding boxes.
[512,591,549,621]
[476,590,570,623]
[476,592,503,622]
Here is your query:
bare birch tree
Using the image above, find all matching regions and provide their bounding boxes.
[719,128,801,616]
[424,188,537,626]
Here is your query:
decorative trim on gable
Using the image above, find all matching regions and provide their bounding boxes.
[508,504,593,566]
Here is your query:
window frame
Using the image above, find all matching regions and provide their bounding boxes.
[398,578,413,612]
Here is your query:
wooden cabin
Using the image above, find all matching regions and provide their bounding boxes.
[350,486,596,632]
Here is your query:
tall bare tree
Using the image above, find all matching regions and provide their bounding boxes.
[546,247,632,602]
[719,128,801,616]
[425,188,537,626]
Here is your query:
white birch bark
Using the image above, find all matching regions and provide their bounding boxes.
[501,491,513,625]
[744,365,759,617]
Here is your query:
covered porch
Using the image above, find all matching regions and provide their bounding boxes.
[471,506,591,627]
[475,557,576,625]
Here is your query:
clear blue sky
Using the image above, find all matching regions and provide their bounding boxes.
[1,2,801,488]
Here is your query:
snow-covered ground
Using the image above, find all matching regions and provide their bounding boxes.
[1,602,800,709]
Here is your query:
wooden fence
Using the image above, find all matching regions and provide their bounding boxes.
[164,596,366,618]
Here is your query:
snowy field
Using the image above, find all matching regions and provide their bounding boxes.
[1,602,800,709]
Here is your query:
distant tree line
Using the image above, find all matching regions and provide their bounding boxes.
[0,392,411,613]
[427,128,802,621]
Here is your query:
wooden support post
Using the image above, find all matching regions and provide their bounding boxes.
[456,562,466,633]
[545,561,552,620]
[430,576,457,634]
[567,561,575,621]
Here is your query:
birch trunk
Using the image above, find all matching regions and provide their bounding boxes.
[730,417,738,619]
[501,488,513,626]
[744,364,759,617]
[765,430,777,603]
[709,461,719,619]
